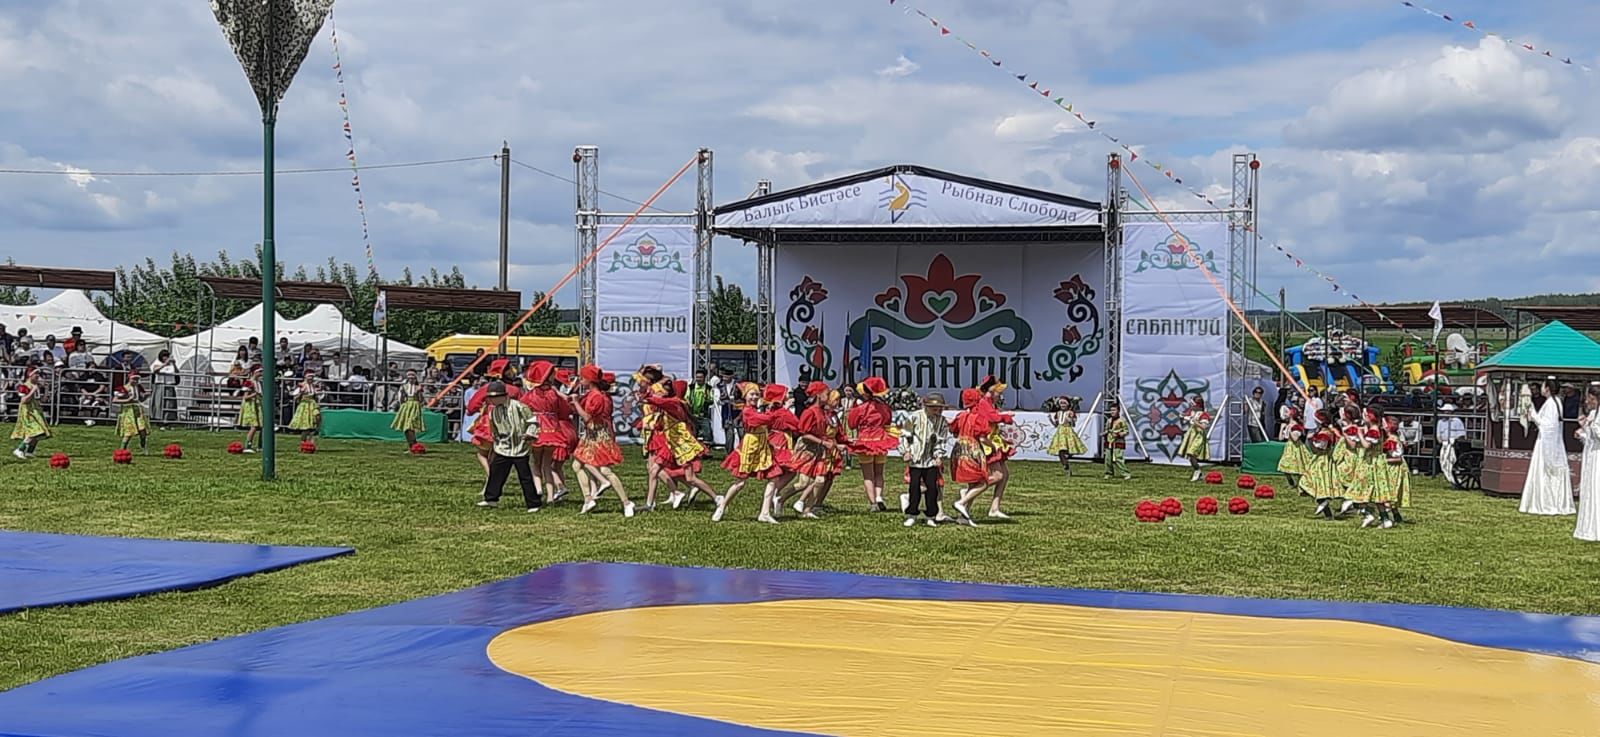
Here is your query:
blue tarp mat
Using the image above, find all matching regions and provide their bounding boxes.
[2,562,1599,736]
[0,531,352,614]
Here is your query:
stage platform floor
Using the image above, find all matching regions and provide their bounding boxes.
[0,530,352,615]
[1,562,1597,736]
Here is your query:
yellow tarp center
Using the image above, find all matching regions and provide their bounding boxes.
[488,598,1600,736]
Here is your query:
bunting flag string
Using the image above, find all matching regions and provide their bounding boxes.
[887,0,1435,344]
[327,11,380,282]
[1399,2,1593,73]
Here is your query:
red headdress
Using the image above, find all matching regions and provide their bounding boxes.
[762,383,789,405]
[525,360,555,386]
[858,376,889,398]
[961,388,983,409]
[806,381,830,398]
[578,364,603,385]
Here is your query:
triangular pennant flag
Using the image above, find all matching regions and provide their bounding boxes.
[1015,73,1027,81]
[1463,21,1475,29]
[1052,97,1063,104]
[1028,81,1038,89]
[940,26,950,35]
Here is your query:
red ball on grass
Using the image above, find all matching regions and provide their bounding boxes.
[1196,496,1219,515]
[49,453,71,469]
[227,441,245,455]
[112,448,133,465]
[1228,496,1251,514]
[1237,474,1257,489]
[1205,470,1224,485]
[299,441,318,455]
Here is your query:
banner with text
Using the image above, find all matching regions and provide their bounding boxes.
[774,243,1105,410]
[595,224,693,379]
[1119,222,1231,465]
[717,171,1099,229]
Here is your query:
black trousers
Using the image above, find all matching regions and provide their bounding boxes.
[485,452,541,509]
[907,466,941,518]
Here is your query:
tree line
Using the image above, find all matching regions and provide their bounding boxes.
[10,250,760,350]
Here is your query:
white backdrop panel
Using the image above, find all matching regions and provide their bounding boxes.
[1118,222,1231,464]
[774,243,1106,410]
[595,224,694,378]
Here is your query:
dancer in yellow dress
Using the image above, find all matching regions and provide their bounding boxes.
[237,366,263,453]
[1276,406,1309,494]
[1177,396,1213,482]
[113,372,151,453]
[10,370,51,460]
[1046,396,1087,478]
[390,369,427,448]
[288,372,323,442]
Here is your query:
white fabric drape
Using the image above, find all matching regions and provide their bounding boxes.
[1520,399,1575,515]
[1575,410,1600,541]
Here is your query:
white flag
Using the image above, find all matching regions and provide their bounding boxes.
[1428,301,1443,342]
[373,290,388,330]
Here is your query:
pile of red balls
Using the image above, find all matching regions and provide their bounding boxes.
[1228,496,1251,515]
[299,440,318,454]
[1159,497,1184,517]
[409,443,427,455]
[1254,484,1276,499]
[1236,474,1257,490]
[1196,496,1219,515]
[1205,470,1224,485]
[163,444,184,459]
[112,448,134,465]
[227,441,245,455]
[1134,500,1166,523]
[48,453,71,470]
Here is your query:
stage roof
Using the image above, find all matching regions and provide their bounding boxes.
[0,265,116,292]
[714,164,1101,240]
[1508,305,1600,332]
[200,276,353,304]
[1312,303,1512,331]
[1479,321,1600,372]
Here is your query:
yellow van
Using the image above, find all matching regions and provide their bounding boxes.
[425,334,760,377]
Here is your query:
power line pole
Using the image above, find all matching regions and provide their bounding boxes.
[497,142,510,351]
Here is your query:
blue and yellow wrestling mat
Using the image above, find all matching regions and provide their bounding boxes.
[2,562,1598,736]
[0,530,352,615]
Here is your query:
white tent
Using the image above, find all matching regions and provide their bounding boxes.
[1,290,171,360]
[172,303,426,373]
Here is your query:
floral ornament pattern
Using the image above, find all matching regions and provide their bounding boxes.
[1133,370,1211,461]
[210,0,335,119]
[1037,274,1102,383]
[848,253,1031,359]
[1133,231,1219,274]
[606,233,686,273]
[781,276,836,381]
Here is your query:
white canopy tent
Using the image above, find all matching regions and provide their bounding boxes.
[1,290,171,361]
[172,303,426,373]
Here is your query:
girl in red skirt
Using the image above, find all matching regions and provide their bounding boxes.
[716,383,793,523]
[573,365,634,517]
[763,386,807,521]
[975,375,1017,519]
[847,376,899,512]
[785,381,845,518]
[950,389,1001,526]
[520,361,576,505]
[642,377,720,510]
[716,383,763,521]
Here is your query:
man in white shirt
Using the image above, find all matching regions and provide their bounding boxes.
[1304,389,1323,432]
[1435,404,1467,483]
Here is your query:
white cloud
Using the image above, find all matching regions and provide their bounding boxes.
[1286,39,1573,152]
[56,164,96,190]
[380,200,441,223]
[877,54,919,78]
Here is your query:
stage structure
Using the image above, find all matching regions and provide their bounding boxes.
[710,157,1261,464]
[574,147,714,380]
[1110,153,1261,462]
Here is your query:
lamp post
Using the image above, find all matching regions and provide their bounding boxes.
[211,0,335,480]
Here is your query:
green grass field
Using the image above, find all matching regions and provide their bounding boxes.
[3,426,1599,691]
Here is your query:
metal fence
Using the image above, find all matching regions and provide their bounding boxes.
[1,365,471,437]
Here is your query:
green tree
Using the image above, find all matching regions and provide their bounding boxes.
[0,259,35,305]
[709,276,756,344]
[97,250,568,347]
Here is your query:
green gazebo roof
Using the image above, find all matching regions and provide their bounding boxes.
[1478,320,1600,372]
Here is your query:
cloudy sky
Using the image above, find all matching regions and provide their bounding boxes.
[2,0,1597,309]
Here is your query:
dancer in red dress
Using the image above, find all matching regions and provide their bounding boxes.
[784,381,845,518]
[519,360,575,505]
[975,375,1017,519]
[847,376,899,511]
[762,388,805,521]
[641,375,721,510]
[950,388,1001,526]
[714,383,766,522]
[573,365,634,517]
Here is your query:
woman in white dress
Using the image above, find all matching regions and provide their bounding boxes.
[1574,386,1600,541]
[1520,378,1576,516]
